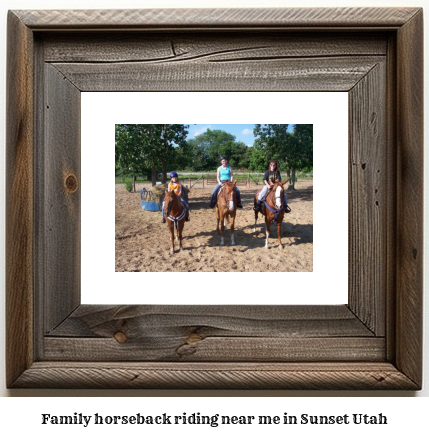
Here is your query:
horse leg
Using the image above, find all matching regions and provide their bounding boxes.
[178,222,184,252]
[216,206,221,235]
[265,218,271,249]
[169,224,175,255]
[220,213,225,246]
[254,209,259,233]
[277,220,283,250]
[230,215,235,245]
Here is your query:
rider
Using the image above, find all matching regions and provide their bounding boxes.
[253,160,290,213]
[161,172,190,223]
[209,155,243,209]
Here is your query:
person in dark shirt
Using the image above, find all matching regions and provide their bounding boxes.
[254,160,289,212]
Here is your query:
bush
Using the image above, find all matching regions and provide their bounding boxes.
[125,180,133,192]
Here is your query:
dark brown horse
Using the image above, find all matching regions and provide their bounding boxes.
[163,190,188,254]
[254,180,288,249]
[216,181,237,246]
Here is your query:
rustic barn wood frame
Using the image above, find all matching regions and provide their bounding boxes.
[6,8,423,390]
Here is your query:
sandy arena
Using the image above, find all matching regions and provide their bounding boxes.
[115,180,313,272]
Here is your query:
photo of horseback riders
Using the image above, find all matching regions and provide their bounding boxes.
[115,124,313,272]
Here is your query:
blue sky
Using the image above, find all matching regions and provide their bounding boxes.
[187,124,294,147]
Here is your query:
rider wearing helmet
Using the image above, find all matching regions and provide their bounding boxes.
[209,156,243,209]
[161,172,190,223]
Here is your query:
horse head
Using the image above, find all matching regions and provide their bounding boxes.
[273,180,288,209]
[223,181,237,211]
[164,189,177,216]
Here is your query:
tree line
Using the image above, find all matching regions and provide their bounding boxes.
[115,124,313,186]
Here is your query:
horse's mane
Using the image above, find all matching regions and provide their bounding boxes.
[165,189,178,198]
[269,179,284,192]
[222,180,236,195]
[164,189,181,207]
[265,179,285,207]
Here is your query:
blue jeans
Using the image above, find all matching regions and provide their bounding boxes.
[257,185,288,204]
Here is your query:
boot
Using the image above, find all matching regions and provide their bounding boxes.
[236,190,243,209]
[254,200,262,212]
[209,193,216,208]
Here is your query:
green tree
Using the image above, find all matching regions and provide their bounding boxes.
[248,140,269,172]
[115,124,189,186]
[253,124,313,189]
[186,129,248,171]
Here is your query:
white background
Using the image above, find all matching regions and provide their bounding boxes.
[82,92,348,305]
[0,0,428,415]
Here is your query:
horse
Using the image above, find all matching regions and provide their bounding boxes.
[163,190,188,255]
[215,180,237,246]
[253,180,288,249]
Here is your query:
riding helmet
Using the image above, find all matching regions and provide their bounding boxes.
[219,155,228,161]
[170,172,178,178]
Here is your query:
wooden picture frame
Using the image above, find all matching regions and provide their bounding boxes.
[6,7,423,389]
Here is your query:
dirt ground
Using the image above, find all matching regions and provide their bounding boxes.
[115,180,313,272]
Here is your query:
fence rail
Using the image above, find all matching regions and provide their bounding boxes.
[116,172,312,189]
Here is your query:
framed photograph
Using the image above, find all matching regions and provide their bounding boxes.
[84,93,347,306]
[6,7,423,389]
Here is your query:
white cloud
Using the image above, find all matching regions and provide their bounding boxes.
[194,125,211,136]
[242,128,252,135]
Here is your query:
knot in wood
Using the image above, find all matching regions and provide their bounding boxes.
[64,174,78,193]
[114,331,128,343]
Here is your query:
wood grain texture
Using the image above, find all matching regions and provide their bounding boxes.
[6,7,423,390]
[395,9,424,387]
[43,64,81,333]
[13,8,420,29]
[42,33,388,63]
[5,11,34,388]
[52,56,384,92]
[11,362,419,390]
[44,305,380,362]
[44,337,385,362]
[47,305,374,338]
[348,61,386,335]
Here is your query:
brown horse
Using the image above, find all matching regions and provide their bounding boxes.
[254,180,288,249]
[216,181,237,246]
[163,190,188,254]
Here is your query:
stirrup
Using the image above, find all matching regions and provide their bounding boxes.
[237,204,243,209]
[285,205,291,213]
[161,217,166,223]
[253,201,262,211]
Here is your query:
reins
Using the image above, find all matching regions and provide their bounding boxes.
[263,185,286,223]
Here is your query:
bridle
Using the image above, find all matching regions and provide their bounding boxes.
[273,186,284,210]
[264,184,286,222]
[220,182,235,211]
